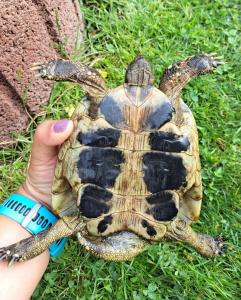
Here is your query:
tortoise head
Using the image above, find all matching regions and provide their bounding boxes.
[125,56,154,86]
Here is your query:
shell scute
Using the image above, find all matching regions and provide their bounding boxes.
[54,79,200,242]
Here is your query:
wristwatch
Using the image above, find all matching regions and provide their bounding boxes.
[0,193,67,257]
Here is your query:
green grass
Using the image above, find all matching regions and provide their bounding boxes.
[1,0,241,299]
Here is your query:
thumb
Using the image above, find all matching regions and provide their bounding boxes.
[31,119,74,163]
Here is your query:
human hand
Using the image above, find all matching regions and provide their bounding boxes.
[0,119,73,299]
[17,119,73,207]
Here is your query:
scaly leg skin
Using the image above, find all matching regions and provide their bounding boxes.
[166,219,227,257]
[0,215,147,264]
[77,231,148,261]
[0,217,84,265]
[159,54,224,103]
[31,59,107,100]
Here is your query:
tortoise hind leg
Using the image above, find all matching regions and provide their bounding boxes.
[0,217,84,264]
[166,219,227,257]
[159,54,224,103]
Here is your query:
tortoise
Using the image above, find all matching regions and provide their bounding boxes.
[0,54,227,263]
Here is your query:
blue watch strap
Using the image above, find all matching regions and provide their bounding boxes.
[0,194,57,233]
[0,194,67,257]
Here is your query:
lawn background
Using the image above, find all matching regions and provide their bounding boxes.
[0,0,240,299]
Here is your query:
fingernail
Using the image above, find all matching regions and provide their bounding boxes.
[53,119,70,133]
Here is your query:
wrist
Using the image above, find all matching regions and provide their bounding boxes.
[0,215,32,247]
[0,215,50,300]
[17,180,52,209]
[0,194,66,257]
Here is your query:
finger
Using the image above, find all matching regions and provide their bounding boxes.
[31,119,73,163]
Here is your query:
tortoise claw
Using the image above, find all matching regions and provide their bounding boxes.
[187,53,225,76]
[0,252,8,261]
[0,246,22,265]
[31,61,46,66]
[214,235,228,255]
[30,62,48,78]
[8,254,20,267]
[34,73,44,78]
[30,62,47,71]
[220,244,229,254]
[208,54,225,67]
[30,65,45,71]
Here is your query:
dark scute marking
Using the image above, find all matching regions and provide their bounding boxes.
[77,128,120,147]
[141,220,157,236]
[149,131,190,152]
[143,101,174,130]
[80,185,112,218]
[78,148,124,188]
[97,215,113,233]
[99,95,124,127]
[146,191,174,205]
[146,202,178,221]
[143,152,187,193]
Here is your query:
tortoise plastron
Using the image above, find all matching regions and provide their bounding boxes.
[0,54,227,264]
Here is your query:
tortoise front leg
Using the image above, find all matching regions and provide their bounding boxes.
[159,54,224,103]
[166,219,227,257]
[31,60,107,100]
[0,217,84,264]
